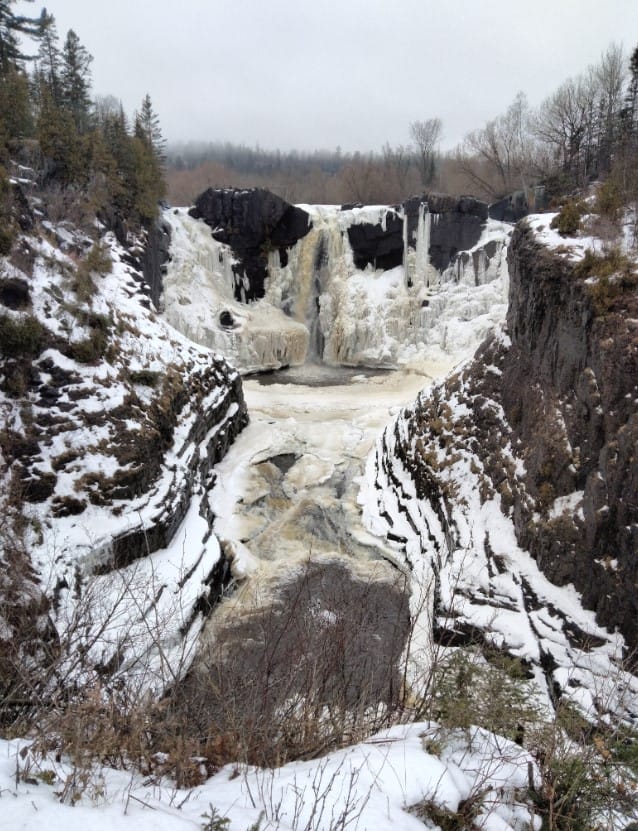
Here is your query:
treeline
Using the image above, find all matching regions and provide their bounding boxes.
[166,42,638,209]
[0,0,166,250]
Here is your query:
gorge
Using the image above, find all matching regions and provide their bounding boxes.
[1,181,637,830]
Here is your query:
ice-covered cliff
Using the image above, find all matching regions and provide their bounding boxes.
[360,211,638,725]
[0,200,248,700]
[162,189,511,373]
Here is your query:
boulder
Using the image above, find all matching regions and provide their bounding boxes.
[190,188,312,302]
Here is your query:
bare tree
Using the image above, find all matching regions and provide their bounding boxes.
[457,92,535,200]
[381,142,413,200]
[594,43,626,173]
[410,118,442,187]
[535,72,600,187]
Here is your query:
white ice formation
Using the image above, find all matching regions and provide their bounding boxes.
[162,203,511,373]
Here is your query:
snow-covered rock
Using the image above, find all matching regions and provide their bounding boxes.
[0,219,248,696]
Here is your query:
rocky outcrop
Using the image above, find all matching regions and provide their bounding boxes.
[405,193,488,270]
[502,224,638,646]
[374,219,638,653]
[0,214,251,694]
[141,218,171,309]
[190,188,312,302]
[345,195,489,275]
[346,208,404,270]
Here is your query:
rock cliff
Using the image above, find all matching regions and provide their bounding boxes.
[503,223,638,646]
[363,214,638,716]
[0,203,249,699]
[189,188,312,302]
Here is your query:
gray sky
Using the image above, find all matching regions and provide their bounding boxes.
[20,0,638,153]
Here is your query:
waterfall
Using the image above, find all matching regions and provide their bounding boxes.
[161,204,512,373]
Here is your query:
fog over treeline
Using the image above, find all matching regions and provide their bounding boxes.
[165,41,638,211]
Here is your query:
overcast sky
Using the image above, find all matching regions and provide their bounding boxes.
[19,0,638,153]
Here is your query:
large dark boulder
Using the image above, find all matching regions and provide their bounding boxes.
[346,209,404,270]
[190,188,312,302]
[404,193,488,271]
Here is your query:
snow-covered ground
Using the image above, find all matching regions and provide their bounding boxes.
[0,722,541,831]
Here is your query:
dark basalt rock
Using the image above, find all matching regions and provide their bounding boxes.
[11,182,34,232]
[219,310,235,328]
[347,209,404,270]
[141,219,172,309]
[489,191,529,223]
[0,277,30,310]
[393,220,638,650]
[190,188,312,302]
[404,193,488,271]
[501,223,638,647]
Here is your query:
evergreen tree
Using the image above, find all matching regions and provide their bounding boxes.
[38,84,84,186]
[35,9,61,106]
[622,44,638,143]
[0,0,40,74]
[0,65,32,150]
[60,29,92,132]
[134,93,166,163]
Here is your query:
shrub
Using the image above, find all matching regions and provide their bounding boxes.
[128,369,161,387]
[74,242,112,302]
[550,201,586,237]
[0,314,47,357]
[574,248,637,313]
[594,177,624,221]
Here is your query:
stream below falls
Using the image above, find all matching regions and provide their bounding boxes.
[210,359,455,573]
[182,358,457,743]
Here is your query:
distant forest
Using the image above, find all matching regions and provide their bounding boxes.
[166,42,638,210]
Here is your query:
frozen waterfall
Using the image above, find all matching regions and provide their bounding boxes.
[161,203,511,373]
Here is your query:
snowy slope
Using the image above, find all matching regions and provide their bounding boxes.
[0,219,247,693]
[0,722,541,831]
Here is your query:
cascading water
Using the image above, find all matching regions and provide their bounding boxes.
[161,200,512,373]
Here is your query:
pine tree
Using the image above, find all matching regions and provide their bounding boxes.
[134,93,166,163]
[0,0,40,74]
[60,29,92,132]
[38,84,83,186]
[0,65,32,149]
[35,9,61,106]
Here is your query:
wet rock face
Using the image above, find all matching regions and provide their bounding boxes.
[190,188,312,302]
[141,219,171,309]
[404,193,488,271]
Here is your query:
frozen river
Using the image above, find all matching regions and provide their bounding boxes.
[209,358,456,575]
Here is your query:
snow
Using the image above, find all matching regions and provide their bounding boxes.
[360,352,638,726]
[0,723,540,831]
[0,221,245,695]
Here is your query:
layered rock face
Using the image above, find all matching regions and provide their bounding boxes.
[0,213,249,694]
[366,217,638,663]
[502,224,638,646]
